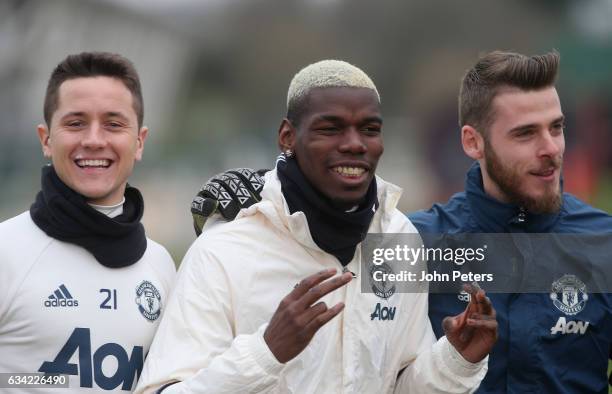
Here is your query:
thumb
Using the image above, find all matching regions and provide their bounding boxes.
[442,314,461,335]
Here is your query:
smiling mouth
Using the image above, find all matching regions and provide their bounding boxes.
[530,167,556,177]
[75,159,112,168]
[332,166,366,177]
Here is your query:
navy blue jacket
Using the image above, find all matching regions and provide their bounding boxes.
[409,162,612,394]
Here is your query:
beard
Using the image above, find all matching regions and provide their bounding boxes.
[484,139,563,214]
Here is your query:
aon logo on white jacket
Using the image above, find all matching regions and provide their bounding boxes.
[39,328,144,391]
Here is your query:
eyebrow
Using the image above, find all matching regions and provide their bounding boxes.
[551,115,565,125]
[312,114,383,124]
[60,111,86,119]
[312,115,343,123]
[106,111,130,121]
[363,116,383,125]
[60,111,130,121]
[508,115,565,134]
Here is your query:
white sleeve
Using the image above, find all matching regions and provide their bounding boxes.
[134,240,284,394]
[393,293,488,394]
[395,336,488,394]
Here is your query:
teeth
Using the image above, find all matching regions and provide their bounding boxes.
[333,166,365,176]
[76,159,110,168]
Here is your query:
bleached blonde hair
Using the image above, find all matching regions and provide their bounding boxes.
[286,60,380,116]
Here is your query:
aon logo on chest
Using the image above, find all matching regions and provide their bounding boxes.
[39,328,144,391]
[370,303,396,321]
[550,316,590,335]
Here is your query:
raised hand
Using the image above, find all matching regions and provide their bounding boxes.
[264,268,352,363]
[442,282,498,363]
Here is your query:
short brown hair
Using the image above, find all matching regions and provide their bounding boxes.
[44,52,144,127]
[458,50,559,132]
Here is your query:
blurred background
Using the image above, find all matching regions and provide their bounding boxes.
[2,0,612,262]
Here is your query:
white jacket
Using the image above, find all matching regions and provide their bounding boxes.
[0,212,176,393]
[136,170,487,394]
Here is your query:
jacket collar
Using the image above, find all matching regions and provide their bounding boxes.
[252,169,402,253]
[465,162,561,232]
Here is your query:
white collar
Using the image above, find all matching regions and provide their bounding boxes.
[88,197,126,218]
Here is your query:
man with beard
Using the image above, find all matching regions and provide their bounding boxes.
[137,60,497,393]
[412,50,612,393]
[190,50,612,393]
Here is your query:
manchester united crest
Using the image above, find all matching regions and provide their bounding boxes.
[549,275,588,316]
[369,262,396,299]
[135,280,162,321]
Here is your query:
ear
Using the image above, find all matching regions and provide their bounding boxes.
[461,125,485,160]
[278,118,296,152]
[134,126,149,161]
[37,124,52,159]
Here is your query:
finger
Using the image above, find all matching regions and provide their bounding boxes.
[444,314,474,341]
[227,169,264,201]
[463,283,484,316]
[289,269,337,301]
[302,302,345,338]
[466,313,496,321]
[462,282,481,303]
[296,301,327,327]
[457,290,474,327]
[454,292,476,331]
[466,318,498,330]
[442,314,465,335]
[460,306,470,327]
[466,289,490,319]
[218,171,260,208]
[462,283,477,313]
[477,293,495,317]
[191,196,219,236]
[470,290,484,316]
[442,315,457,334]
[466,291,482,317]
[191,195,219,218]
[199,180,241,220]
[297,272,352,308]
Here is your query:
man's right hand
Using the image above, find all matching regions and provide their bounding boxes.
[264,268,352,363]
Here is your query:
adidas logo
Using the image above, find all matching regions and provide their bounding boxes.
[44,284,79,307]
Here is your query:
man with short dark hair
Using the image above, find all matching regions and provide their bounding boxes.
[138,60,497,394]
[412,50,612,393]
[0,52,176,393]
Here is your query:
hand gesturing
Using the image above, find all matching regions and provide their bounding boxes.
[264,268,352,363]
[443,282,498,363]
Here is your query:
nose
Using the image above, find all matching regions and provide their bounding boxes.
[339,128,367,154]
[81,123,107,149]
[538,130,563,158]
